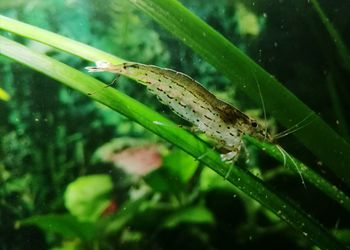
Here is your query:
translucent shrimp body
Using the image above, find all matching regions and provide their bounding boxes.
[86,61,270,161]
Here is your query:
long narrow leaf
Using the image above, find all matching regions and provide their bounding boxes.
[126,0,350,187]
[310,0,350,71]
[0,15,347,207]
[0,15,124,65]
[245,135,350,212]
[0,35,345,250]
[1,13,349,187]
[86,60,350,212]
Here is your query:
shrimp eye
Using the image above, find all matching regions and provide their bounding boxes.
[251,121,258,128]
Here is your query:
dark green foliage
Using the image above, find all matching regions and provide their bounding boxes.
[0,0,349,249]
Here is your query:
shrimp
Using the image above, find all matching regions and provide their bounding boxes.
[86,61,271,163]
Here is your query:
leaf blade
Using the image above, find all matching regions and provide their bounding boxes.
[0,35,345,250]
[125,0,350,188]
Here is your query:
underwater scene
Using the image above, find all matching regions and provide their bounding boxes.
[0,0,349,249]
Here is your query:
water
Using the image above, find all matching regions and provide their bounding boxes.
[0,0,349,249]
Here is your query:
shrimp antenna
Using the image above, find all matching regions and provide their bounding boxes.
[105,74,121,89]
[276,145,306,189]
[273,112,316,140]
[87,74,121,96]
[253,71,268,141]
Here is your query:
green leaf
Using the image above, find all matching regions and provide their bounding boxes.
[100,194,151,236]
[162,205,214,228]
[64,175,113,222]
[163,149,198,184]
[244,135,350,212]
[125,0,350,188]
[144,169,172,193]
[145,149,198,194]
[0,15,124,64]
[0,22,345,249]
[199,167,236,192]
[333,229,350,245]
[19,214,95,240]
[310,0,350,71]
[0,87,10,101]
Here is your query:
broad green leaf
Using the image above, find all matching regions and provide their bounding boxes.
[162,205,214,228]
[100,194,151,236]
[145,149,198,194]
[0,87,10,101]
[333,229,350,246]
[200,167,236,192]
[162,149,198,184]
[19,214,95,240]
[64,175,113,222]
[144,169,172,193]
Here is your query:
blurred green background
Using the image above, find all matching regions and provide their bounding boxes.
[0,0,349,249]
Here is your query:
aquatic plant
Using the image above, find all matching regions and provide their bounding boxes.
[0,0,349,249]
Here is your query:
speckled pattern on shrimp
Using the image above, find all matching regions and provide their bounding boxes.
[86,61,271,161]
